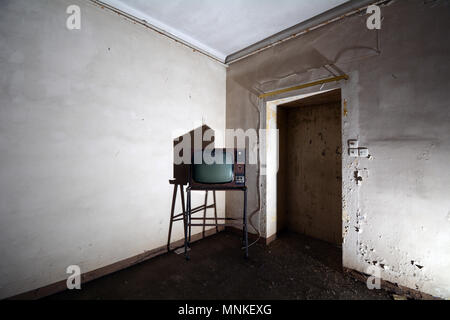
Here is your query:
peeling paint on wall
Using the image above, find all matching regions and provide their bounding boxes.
[226,0,450,299]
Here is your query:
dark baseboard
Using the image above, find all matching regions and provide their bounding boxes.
[265,233,277,245]
[10,227,224,300]
[343,267,441,300]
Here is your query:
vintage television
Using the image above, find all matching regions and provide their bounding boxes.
[189,148,246,189]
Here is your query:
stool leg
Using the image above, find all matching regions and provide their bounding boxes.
[202,191,208,238]
[167,184,178,252]
[180,185,186,237]
[213,190,219,233]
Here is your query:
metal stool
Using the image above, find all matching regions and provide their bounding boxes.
[167,179,218,251]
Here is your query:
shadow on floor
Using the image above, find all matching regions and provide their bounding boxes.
[48,231,391,300]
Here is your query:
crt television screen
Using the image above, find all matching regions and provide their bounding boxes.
[192,150,234,184]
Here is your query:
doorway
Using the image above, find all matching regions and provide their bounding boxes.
[276,89,342,245]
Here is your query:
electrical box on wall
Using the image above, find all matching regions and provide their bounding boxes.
[348,139,359,148]
[358,148,369,157]
[349,148,359,157]
[347,139,369,158]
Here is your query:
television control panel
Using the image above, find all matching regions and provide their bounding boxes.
[235,175,245,184]
[234,156,246,185]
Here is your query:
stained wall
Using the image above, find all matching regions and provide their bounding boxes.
[226,0,450,298]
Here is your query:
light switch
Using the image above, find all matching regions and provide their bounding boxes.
[349,148,359,157]
[358,148,369,157]
[348,139,359,148]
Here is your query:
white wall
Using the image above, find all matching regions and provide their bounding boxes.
[0,0,226,298]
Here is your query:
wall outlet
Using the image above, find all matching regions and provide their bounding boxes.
[358,148,369,157]
[349,148,359,157]
[355,169,369,185]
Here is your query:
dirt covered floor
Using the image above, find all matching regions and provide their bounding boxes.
[48,231,392,300]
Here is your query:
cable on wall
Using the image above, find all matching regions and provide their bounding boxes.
[242,92,262,248]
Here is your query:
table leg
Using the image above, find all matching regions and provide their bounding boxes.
[184,188,191,260]
[243,187,248,259]
[213,190,219,233]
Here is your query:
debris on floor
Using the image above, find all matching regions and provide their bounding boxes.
[48,231,392,300]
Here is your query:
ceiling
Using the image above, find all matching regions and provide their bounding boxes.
[101,0,349,62]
